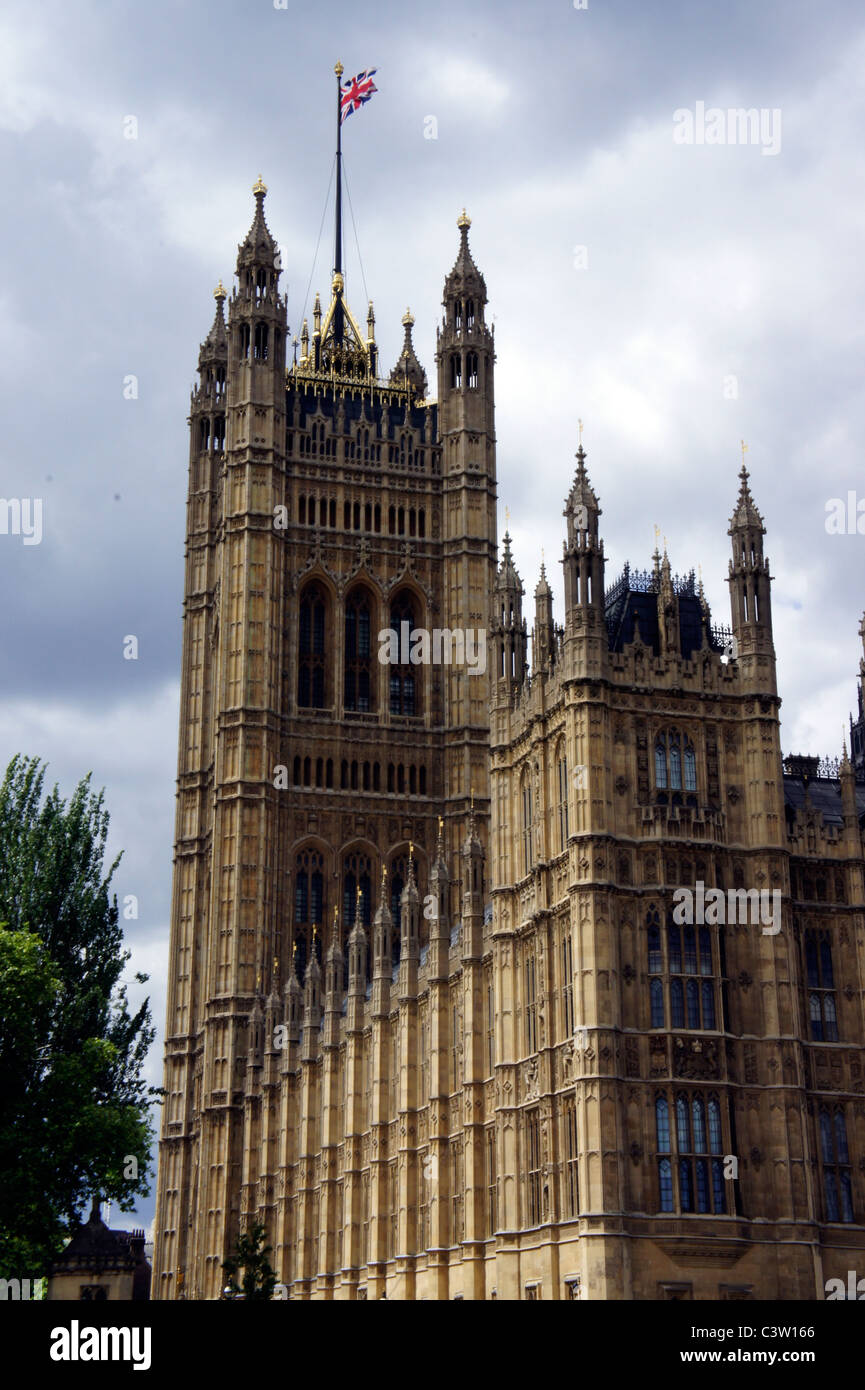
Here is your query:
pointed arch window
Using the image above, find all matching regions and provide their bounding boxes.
[647,908,718,1030]
[388,590,419,716]
[342,853,372,935]
[466,352,479,389]
[294,848,325,981]
[298,582,327,708]
[521,772,534,876]
[556,743,569,852]
[450,354,462,389]
[805,929,838,1041]
[655,1089,727,1214]
[655,730,698,799]
[819,1106,853,1222]
[466,299,475,329]
[254,323,269,360]
[344,587,374,712]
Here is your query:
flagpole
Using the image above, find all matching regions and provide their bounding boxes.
[334,60,344,346]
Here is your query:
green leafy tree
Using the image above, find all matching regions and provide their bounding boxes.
[0,754,158,1276]
[222,1223,278,1300]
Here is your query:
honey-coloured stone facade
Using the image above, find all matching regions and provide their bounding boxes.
[154,184,865,1300]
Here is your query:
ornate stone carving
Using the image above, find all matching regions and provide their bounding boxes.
[673,1036,720,1080]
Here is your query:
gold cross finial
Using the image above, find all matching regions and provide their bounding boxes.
[740,439,748,468]
[578,417,583,445]
[409,841,414,861]
[504,505,510,531]
[653,524,660,547]
[252,175,267,196]
[334,60,344,78]
[382,864,388,885]
[312,922,317,941]
[438,815,443,834]
[273,955,279,977]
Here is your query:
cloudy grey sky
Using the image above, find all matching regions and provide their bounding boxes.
[1,0,863,1234]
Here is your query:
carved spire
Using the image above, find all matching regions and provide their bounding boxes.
[389,308,428,396]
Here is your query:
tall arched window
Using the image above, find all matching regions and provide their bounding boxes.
[655,730,697,799]
[805,929,838,1041]
[655,1089,727,1214]
[342,852,372,933]
[466,298,475,329]
[466,351,479,389]
[556,742,569,852]
[818,1106,853,1222]
[521,773,533,876]
[294,848,325,981]
[388,589,419,716]
[450,354,462,389]
[253,322,269,360]
[298,582,327,708]
[344,587,374,712]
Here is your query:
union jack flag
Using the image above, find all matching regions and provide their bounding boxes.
[340,69,378,124]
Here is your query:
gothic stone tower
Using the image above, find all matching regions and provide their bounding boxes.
[487,447,865,1300]
[154,185,497,1299]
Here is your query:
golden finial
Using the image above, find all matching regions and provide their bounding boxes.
[252,175,267,196]
[438,815,443,834]
[256,969,261,991]
[381,864,388,885]
[409,841,414,861]
[334,60,344,78]
[402,308,415,328]
[470,785,475,811]
[292,940,297,957]
[356,885,362,903]
[740,439,748,468]
[653,524,660,548]
[273,955,279,977]
[541,545,545,565]
[663,534,668,555]
[504,505,510,531]
[333,903,339,924]
[578,417,583,445]
[312,922,318,942]
[214,280,227,301]
[457,208,471,229]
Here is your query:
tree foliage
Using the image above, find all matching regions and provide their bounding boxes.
[0,755,158,1276]
[222,1223,278,1300]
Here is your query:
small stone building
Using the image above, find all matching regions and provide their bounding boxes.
[47,1203,150,1301]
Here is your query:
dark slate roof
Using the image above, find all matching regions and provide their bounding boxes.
[287,384,435,438]
[783,775,865,827]
[604,566,724,660]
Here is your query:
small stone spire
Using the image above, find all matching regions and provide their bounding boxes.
[730,462,765,532]
[442,208,487,313]
[199,283,228,367]
[389,308,428,396]
[236,177,278,276]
